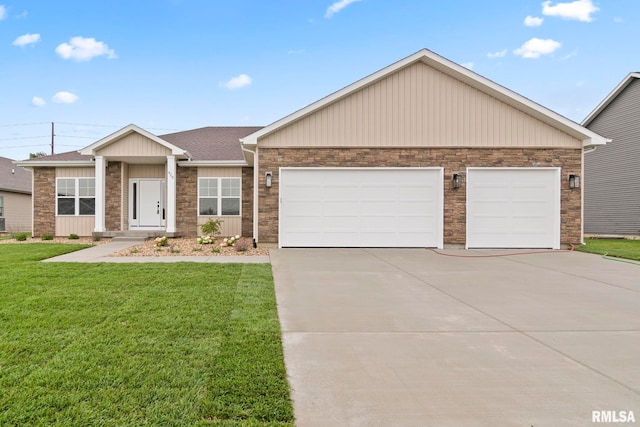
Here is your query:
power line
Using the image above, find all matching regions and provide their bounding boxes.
[0,122,49,128]
[0,135,49,141]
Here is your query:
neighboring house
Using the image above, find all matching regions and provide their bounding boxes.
[18,49,607,248]
[582,72,640,236]
[0,156,32,233]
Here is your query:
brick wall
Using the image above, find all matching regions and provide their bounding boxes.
[258,147,582,246]
[105,161,122,231]
[33,167,55,237]
[176,167,198,236]
[242,167,254,238]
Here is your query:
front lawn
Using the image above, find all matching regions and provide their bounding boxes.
[0,244,293,426]
[576,238,640,261]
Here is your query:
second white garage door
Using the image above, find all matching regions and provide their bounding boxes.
[466,168,560,249]
[279,168,443,248]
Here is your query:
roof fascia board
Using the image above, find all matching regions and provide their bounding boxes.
[241,48,608,148]
[582,72,640,126]
[79,124,187,156]
[14,160,94,168]
[177,160,248,167]
[0,188,31,195]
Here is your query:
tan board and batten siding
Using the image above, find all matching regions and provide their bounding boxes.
[96,133,172,157]
[259,62,581,148]
[197,167,243,236]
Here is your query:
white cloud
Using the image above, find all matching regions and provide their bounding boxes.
[614,17,623,23]
[325,0,361,18]
[461,62,474,70]
[288,49,305,55]
[524,16,544,26]
[55,36,116,61]
[487,49,507,59]
[542,0,599,22]
[514,38,561,58]
[220,74,252,89]
[52,91,79,104]
[0,5,7,20]
[31,96,45,107]
[12,33,41,47]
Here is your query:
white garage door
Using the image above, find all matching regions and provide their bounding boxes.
[466,168,560,249]
[279,168,443,248]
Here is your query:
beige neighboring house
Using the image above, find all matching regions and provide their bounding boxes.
[0,156,32,234]
[18,49,608,248]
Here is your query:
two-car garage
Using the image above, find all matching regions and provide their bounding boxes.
[278,167,561,249]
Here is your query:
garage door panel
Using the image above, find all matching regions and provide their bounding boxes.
[467,169,559,249]
[280,168,443,248]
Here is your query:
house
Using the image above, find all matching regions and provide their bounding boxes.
[18,49,608,248]
[582,72,640,236]
[0,156,32,234]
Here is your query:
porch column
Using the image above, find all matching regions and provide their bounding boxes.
[94,156,106,232]
[166,155,177,233]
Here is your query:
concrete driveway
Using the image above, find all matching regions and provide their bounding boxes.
[270,249,640,427]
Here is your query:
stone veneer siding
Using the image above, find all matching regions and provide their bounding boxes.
[33,167,56,237]
[258,147,582,246]
[242,167,254,237]
[176,167,198,236]
[105,162,122,231]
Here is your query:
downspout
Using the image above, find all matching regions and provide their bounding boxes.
[241,145,258,247]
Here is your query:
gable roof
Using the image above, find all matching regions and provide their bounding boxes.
[79,124,188,157]
[160,127,262,162]
[0,156,32,194]
[241,48,609,148]
[16,125,265,167]
[582,72,640,127]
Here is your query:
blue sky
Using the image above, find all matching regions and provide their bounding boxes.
[0,0,638,160]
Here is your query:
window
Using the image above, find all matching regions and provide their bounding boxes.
[198,178,241,216]
[56,178,95,216]
[0,196,3,217]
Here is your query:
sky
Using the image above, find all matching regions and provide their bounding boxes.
[0,0,638,161]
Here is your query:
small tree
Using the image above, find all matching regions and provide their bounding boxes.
[200,218,223,236]
[29,151,48,159]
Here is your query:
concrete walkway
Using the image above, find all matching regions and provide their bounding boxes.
[271,248,640,427]
[43,240,270,263]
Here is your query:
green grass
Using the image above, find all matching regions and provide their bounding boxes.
[0,244,293,426]
[576,238,640,261]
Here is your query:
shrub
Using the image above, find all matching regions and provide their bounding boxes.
[235,238,249,252]
[154,236,168,247]
[220,235,240,247]
[68,234,80,240]
[13,232,29,241]
[41,234,54,241]
[200,218,223,237]
[197,235,215,245]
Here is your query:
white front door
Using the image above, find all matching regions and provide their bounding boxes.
[130,179,166,229]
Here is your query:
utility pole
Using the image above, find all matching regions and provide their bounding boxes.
[51,122,55,155]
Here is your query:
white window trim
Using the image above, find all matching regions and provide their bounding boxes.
[198,177,242,217]
[56,177,96,216]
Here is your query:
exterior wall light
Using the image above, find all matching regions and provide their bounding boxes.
[452,173,462,189]
[569,174,580,189]
[265,172,273,188]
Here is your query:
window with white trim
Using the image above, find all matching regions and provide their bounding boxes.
[198,178,241,216]
[56,178,95,216]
